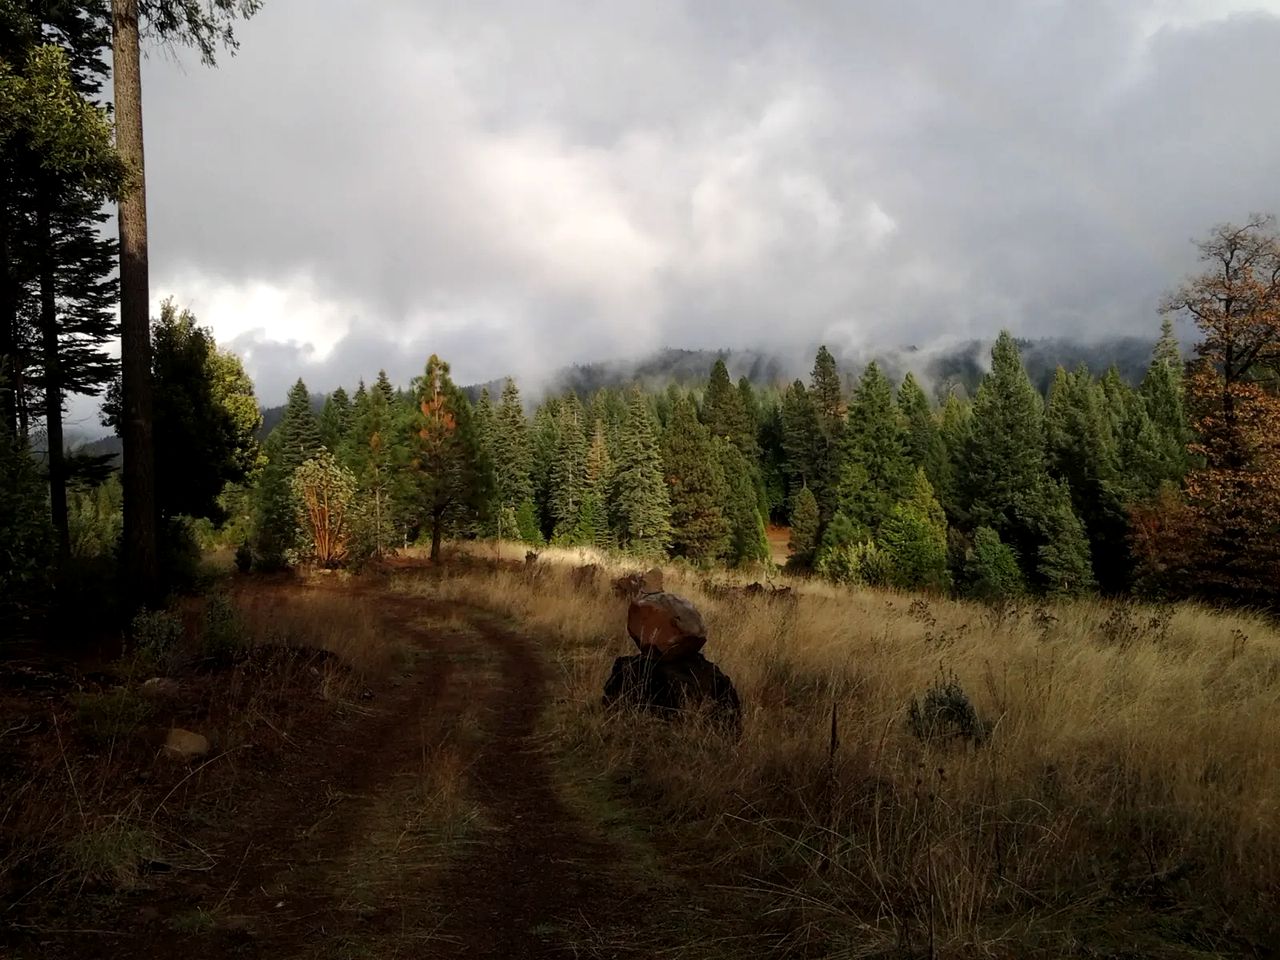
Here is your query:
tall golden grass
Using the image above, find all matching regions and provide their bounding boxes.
[403,546,1280,957]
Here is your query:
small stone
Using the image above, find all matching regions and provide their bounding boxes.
[162,728,210,760]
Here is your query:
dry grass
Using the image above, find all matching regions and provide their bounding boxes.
[400,546,1280,958]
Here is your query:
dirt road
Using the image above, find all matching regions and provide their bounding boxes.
[15,587,676,960]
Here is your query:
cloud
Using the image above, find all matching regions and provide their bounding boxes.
[123,0,1280,406]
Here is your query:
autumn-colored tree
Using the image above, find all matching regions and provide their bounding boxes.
[1160,216,1280,603]
[408,354,490,561]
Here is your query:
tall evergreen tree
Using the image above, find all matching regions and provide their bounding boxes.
[757,392,788,522]
[880,469,950,592]
[612,387,670,555]
[550,392,587,542]
[898,372,948,494]
[319,386,352,452]
[529,396,560,541]
[344,376,406,558]
[719,438,769,566]
[276,378,322,473]
[493,377,534,533]
[787,486,820,570]
[961,332,1049,575]
[809,345,845,523]
[1044,365,1130,591]
[111,0,263,604]
[781,379,820,510]
[1137,316,1190,490]
[408,354,489,561]
[703,358,754,457]
[1035,477,1096,597]
[663,397,728,562]
[836,361,913,534]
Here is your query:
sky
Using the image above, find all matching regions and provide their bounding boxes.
[70,0,1280,426]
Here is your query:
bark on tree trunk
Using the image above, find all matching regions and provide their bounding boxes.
[0,191,17,438]
[37,187,70,563]
[113,0,159,603]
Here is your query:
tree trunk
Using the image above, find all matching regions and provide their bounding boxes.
[430,510,443,562]
[37,187,69,563]
[113,0,159,603]
[0,191,16,438]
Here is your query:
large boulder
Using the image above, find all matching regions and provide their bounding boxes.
[602,652,741,734]
[627,591,706,660]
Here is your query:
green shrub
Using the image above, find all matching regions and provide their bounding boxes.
[908,670,984,744]
[62,819,159,889]
[129,608,183,669]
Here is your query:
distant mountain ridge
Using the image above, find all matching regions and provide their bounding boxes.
[76,335,1167,457]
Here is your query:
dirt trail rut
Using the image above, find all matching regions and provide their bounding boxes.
[126,591,654,960]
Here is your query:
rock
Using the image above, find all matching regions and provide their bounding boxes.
[141,677,180,699]
[602,652,741,734]
[627,592,707,660]
[613,566,665,600]
[162,728,210,761]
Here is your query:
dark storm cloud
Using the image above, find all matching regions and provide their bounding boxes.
[131,0,1280,405]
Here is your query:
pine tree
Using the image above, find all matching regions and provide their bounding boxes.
[493,378,532,512]
[961,332,1049,575]
[937,391,971,522]
[277,378,322,473]
[880,469,949,592]
[408,354,490,561]
[612,388,671,555]
[781,380,820,507]
[703,358,754,457]
[319,386,352,452]
[374,369,396,406]
[663,397,728,561]
[787,486,820,570]
[1137,316,1190,490]
[1044,365,1130,591]
[251,433,296,570]
[1035,478,1096,597]
[836,361,913,534]
[719,439,770,567]
[757,392,788,522]
[344,377,406,558]
[809,346,845,523]
[898,372,948,494]
[550,393,587,542]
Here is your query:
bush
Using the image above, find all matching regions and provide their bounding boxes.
[907,670,985,744]
[234,540,252,572]
[961,526,1024,600]
[129,608,183,670]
